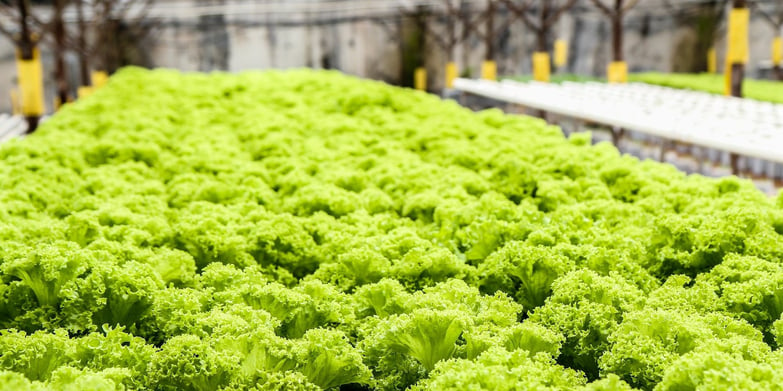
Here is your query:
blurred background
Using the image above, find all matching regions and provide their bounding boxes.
[0,0,781,114]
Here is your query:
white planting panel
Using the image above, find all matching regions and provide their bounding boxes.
[0,114,26,142]
[453,78,783,164]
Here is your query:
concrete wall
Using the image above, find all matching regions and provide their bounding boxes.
[0,0,779,114]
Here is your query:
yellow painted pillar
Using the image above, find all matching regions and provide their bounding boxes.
[481,61,497,81]
[92,71,109,89]
[554,40,568,69]
[533,52,551,82]
[707,47,717,74]
[724,56,732,96]
[78,86,94,99]
[724,8,749,96]
[773,37,782,67]
[607,61,628,84]
[414,67,427,91]
[445,62,458,89]
[15,48,45,117]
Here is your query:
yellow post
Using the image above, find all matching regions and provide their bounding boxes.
[445,62,458,89]
[773,37,782,66]
[15,48,45,117]
[414,67,427,91]
[607,61,628,84]
[724,56,732,96]
[78,86,94,99]
[707,47,717,74]
[92,71,109,89]
[481,60,497,81]
[724,8,749,96]
[533,52,551,82]
[726,9,750,65]
[10,90,21,115]
[554,40,568,69]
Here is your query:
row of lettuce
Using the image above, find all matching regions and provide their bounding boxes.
[2,68,783,390]
[629,73,783,104]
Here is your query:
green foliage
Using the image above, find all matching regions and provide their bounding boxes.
[478,241,575,312]
[409,347,587,390]
[0,67,782,390]
[0,329,74,382]
[357,279,522,388]
[629,72,783,104]
[655,350,783,391]
[529,270,645,379]
[1,241,89,308]
[579,375,636,391]
[148,334,239,391]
